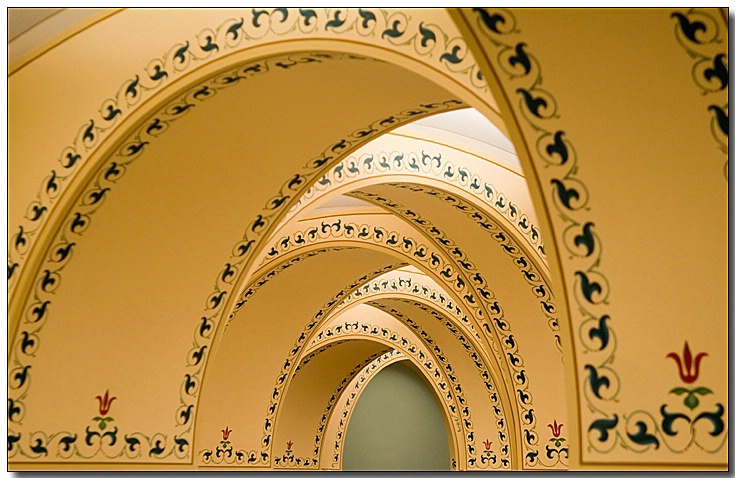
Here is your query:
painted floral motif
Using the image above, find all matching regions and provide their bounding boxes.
[547,419,566,450]
[667,342,712,410]
[93,391,116,430]
[670,8,729,179]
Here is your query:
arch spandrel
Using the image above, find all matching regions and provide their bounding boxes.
[452,7,728,468]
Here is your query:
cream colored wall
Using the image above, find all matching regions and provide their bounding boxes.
[8,7,728,471]
[452,7,728,469]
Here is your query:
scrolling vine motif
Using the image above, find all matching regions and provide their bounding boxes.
[307,318,473,468]
[197,259,404,466]
[293,149,547,260]
[322,351,407,469]
[470,8,620,459]
[335,271,514,467]
[350,185,561,354]
[670,8,729,179]
[9,7,485,294]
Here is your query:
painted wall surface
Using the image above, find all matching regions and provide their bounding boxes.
[8,8,727,471]
[342,362,451,471]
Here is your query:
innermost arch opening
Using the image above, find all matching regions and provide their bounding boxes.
[341,361,451,471]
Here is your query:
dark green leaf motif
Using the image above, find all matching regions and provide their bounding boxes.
[102,104,122,121]
[251,9,267,27]
[326,10,345,30]
[588,315,610,350]
[30,438,48,456]
[508,42,531,75]
[273,8,288,23]
[63,151,82,168]
[575,271,603,304]
[440,45,464,65]
[694,403,725,436]
[226,18,244,40]
[585,364,610,399]
[29,204,47,221]
[546,131,569,164]
[8,433,21,452]
[149,439,165,457]
[574,222,595,256]
[703,54,728,91]
[199,35,218,52]
[59,434,77,452]
[125,75,140,98]
[671,12,707,44]
[148,64,168,81]
[474,8,507,34]
[7,398,22,422]
[125,435,141,452]
[382,20,405,39]
[660,404,690,436]
[358,9,376,29]
[627,421,659,449]
[299,9,317,26]
[708,105,728,136]
[20,331,36,355]
[517,88,548,118]
[589,414,618,442]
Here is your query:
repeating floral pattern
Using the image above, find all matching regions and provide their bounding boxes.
[8,7,483,295]
[469,7,728,460]
[336,272,514,468]
[350,185,561,354]
[291,149,547,261]
[670,8,729,179]
[307,318,474,469]
[197,259,404,466]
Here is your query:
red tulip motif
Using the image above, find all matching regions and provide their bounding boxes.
[667,341,707,384]
[548,419,563,438]
[95,390,116,416]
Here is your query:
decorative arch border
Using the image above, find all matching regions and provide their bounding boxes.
[213,233,497,468]
[230,217,538,466]
[318,350,408,470]
[451,7,728,463]
[9,6,497,297]
[303,319,471,470]
[335,272,525,467]
[669,8,728,179]
[349,185,561,354]
[287,147,547,264]
[236,213,544,461]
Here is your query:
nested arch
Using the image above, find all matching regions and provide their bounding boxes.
[9,9,525,466]
[220,214,523,466]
